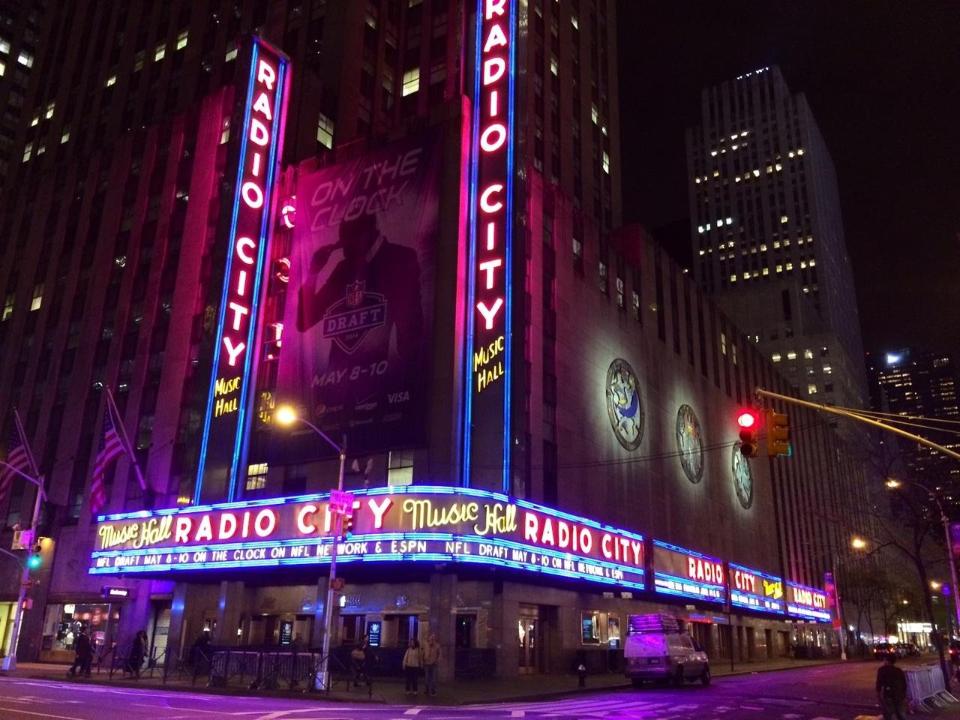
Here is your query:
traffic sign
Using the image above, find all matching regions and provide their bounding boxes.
[330,577,345,591]
[12,529,33,551]
[329,490,354,515]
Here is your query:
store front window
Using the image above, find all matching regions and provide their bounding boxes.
[580,611,621,648]
[43,603,120,654]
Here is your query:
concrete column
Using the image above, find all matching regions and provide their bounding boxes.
[116,583,153,648]
[214,581,245,646]
[164,582,189,668]
[429,572,457,681]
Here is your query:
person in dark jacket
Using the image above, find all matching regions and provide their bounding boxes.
[876,652,907,720]
[126,630,147,678]
[68,630,93,677]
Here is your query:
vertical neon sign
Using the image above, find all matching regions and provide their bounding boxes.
[463,0,516,492]
[194,37,290,503]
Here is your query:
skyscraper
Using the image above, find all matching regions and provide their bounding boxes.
[867,348,960,494]
[686,66,866,410]
[0,1,45,187]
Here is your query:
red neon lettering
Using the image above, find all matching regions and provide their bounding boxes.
[297,504,318,534]
[485,223,496,250]
[195,515,213,542]
[227,301,249,331]
[236,237,256,264]
[476,298,504,329]
[223,337,246,366]
[485,0,506,20]
[540,518,555,546]
[368,497,393,528]
[175,517,191,544]
[249,118,270,146]
[524,512,538,542]
[256,60,276,89]
[254,509,278,538]
[483,57,506,86]
[219,513,237,540]
[251,92,273,119]
[479,259,503,289]
[241,181,264,208]
[484,23,508,52]
[480,123,507,152]
[480,184,504,213]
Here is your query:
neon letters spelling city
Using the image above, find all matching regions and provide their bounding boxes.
[464,0,517,492]
[195,38,290,503]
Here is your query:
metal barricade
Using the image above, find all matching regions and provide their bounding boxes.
[905,664,959,712]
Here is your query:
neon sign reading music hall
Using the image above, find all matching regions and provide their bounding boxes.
[195,38,290,503]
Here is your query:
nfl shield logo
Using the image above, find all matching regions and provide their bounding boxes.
[346,282,365,308]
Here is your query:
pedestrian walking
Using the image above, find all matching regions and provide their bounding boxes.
[351,637,371,688]
[421,634,441,697]
[876,652,907,720]
[402,638,422,696]
[67,630,91,677]
[126,630,147,678]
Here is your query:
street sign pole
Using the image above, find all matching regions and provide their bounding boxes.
[316,438,347,692]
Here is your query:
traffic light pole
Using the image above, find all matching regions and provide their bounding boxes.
[754,388,960,463]
[0,464,45,673]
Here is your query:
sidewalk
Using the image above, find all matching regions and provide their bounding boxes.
[9,656,847,705]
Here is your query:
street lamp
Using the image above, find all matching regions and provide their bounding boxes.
[274,404,346,692]
[851,536,868,551]
[885,478,960,632]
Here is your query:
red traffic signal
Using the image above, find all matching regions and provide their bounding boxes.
[737,409,760,457]
[737,410,758,429]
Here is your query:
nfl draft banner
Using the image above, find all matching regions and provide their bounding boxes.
[275,133,440,454]
[89,486,646,591]
[463,0,517,492]
[195,37,290,503]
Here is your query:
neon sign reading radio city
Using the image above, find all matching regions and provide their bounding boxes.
[464,0,517,491]
[90,487,646,589]
[195,37,289,503]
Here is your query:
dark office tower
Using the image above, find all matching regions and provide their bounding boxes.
[686,66,866,410]
[867,348,960,492]
[0,1,45,187]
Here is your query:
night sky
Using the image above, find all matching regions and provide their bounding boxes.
[617,1,960,357]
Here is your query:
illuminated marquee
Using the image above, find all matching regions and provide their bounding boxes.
[195,37,290,503]
[729,562,785,614]
[89,486,646,591]
[463,0,517,492]
[652,540,727,603]
[786,581,831,622]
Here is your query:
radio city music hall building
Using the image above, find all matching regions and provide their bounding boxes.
[0,1,872,675]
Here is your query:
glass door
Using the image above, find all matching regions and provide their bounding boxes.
[518,606,539,674]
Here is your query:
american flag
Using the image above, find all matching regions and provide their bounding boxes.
[0,413,36,506]
[90,404,125,515]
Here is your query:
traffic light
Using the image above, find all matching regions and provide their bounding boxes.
[341,511,354,538]
[766,409,791,457]
[737,409,760,458]
[26,541,42,571]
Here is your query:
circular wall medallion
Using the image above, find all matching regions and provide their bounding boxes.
[605,358,644,451]
[731,443,754,509]
[675,404,704,484]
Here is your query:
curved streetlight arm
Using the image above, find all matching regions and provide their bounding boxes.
[290,418,344,457]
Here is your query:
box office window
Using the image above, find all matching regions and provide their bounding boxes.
[580,611,621,647]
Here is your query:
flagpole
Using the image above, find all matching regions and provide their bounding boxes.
[104,388,147,492]
[1,410,43,673]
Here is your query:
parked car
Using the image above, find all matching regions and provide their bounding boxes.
[624,614,710,687]
[898,642,919,656]
[873,642,897,659]
[949,640,960,664]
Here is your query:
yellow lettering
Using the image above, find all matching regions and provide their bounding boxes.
[473,503,517,536]
[403,499,480,530]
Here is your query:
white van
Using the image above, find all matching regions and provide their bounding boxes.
[624,615,710,687]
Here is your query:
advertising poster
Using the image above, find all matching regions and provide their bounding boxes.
[275,132,440,453]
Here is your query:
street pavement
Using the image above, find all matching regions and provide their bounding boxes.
[0,660,953,719]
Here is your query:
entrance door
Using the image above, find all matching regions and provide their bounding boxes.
[518,606,540,674]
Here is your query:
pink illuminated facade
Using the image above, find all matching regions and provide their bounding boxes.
[0,1,863,677]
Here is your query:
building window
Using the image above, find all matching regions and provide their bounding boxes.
[1,294,13,321]
[225,43,238,62]
[0,61,5,77]
[44,102,55,119]
[21,142,32,162]
[0,38,9,54]
[572,236,583,262]
[803,348,813,359]
[598,260,608,294]
[316,112,334,149]
[601,151,610,174]
[402,68,420,96]
[219,118,230,145]
[807,384,818,395]
[632,290,640,321]
[105,74,117,88]
[17,51,33,68]
[154,43,166,62]
[30,284,43,311]
[772,353,782,362]
[246,463,268,491]
[615,277,625,309]
[61,128,70,144]
[720,332,727,356]
[388,450,414,486]
[787,351,797,360]
[823,364,832,374]
[176,29,189,51]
